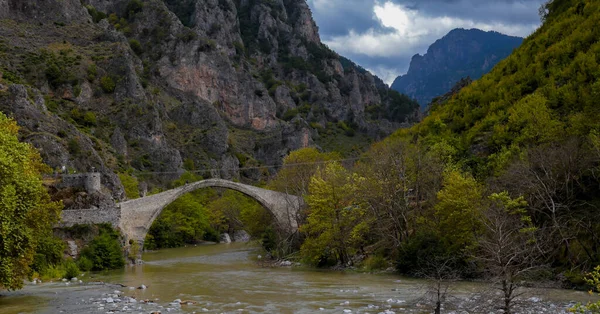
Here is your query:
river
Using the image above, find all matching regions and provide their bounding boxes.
[1,242,598,313]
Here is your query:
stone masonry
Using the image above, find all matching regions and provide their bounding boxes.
[59,178,304,247]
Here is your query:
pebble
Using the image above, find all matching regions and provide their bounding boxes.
[106,297,114,303]
[138,284,147,289]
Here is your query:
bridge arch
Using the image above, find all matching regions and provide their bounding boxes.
[117,179,303,245]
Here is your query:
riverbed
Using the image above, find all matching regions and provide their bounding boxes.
[1,242,597,313]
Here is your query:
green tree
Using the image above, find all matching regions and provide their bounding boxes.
[145,193,214,249]
[0,112,62,290]
[434,169,484,255]
[269,147,341,197]
[301,162,369,266]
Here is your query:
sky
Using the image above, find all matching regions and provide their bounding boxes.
[306,0,547,85]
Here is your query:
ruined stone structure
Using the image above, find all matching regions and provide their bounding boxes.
[60,178,304,247]
[59,173,101,193]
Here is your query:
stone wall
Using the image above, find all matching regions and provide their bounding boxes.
[58,207,121,228]
[60,173,101,193]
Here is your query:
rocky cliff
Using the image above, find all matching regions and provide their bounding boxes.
[391,28,522,108]
[0,0,419,198]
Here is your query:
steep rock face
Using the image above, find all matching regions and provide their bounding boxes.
[0,0,90,23]
[0,0,418,197]
[391,28,523,108]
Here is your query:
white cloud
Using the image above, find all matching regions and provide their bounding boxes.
[323,1,539,83]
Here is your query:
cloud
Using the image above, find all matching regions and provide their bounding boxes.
[306,0,545,85]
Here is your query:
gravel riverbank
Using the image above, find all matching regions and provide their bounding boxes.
[0,279,587,314]
[1,281,198,314]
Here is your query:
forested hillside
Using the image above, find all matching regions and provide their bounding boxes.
[272,1,600,311]
[391,28,523,108]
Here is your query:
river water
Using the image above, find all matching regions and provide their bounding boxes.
[2,242,598,313]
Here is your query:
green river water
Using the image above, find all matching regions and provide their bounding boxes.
[1,242,598,313]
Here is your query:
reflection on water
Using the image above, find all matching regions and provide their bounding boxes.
[87,242,595,313]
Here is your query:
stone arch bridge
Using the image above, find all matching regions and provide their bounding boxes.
[59,179,304,245]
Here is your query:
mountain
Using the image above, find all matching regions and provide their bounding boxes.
[391,28,523,108]
[0,0,419,199]
[381,0,600,278]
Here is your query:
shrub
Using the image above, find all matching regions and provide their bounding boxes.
[79,225,124,271]
[87,64,97,81]
[100,76,116,93]
[83,112,97,127]
[64,260,79,279]
[118,173,140,199]
[86,5,107,23]
[129,39,143,55]
[125,0,144,19]
[67,138,81,155]
[282,108,298,121]
[362,255,388,271]
[77,256,93,272]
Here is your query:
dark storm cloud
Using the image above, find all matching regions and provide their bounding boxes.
[306,0,546,84]
[397,0,544,25]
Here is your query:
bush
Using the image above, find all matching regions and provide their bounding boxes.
[282,108,298,121]
[87,64,97,81]
[64,260,79,279]
[125,0,144,19]
[129,39,143,55]
[118,173,140,199]
[396,231,448,275]
[79,225,124,271]
[362,255,388,271]
[67,138,81,155]
[100,76,116,93]
[86,5,107,23]
[77,256,93,272]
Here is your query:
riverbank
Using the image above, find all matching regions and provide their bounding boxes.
[1,278,588,314]
[1,281,202,314]
[2,243,597,314]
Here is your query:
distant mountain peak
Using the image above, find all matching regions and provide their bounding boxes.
[391,28,523,108]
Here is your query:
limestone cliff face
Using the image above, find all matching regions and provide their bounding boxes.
[0,0,418,195]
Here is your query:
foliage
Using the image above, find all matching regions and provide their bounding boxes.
[146,172,272,249]
[570,265,600,313]
[100,76,116,93]
[0,112,62,290]
[86,5,107,23]
[129,39,143,56]
[77,256,93,272]
[434,169,484,255]
[64,260,80,280]
[300,162,369,266]
[396,231,449,275]
[162,0,196,27]
[78,224,124,271]
[118,173,140,199]
[145,192,214,249]
[31,235,66,274]
[381,0,600,276]
[268,148,341,197]
[125,0,144,20]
